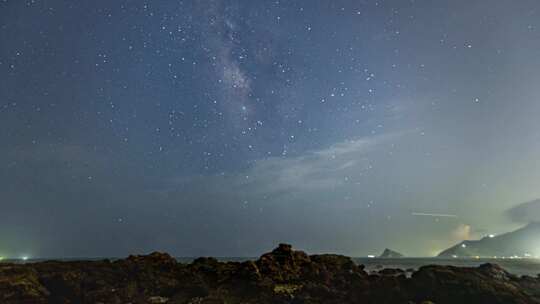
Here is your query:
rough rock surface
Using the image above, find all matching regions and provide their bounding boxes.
[2,244,540,304]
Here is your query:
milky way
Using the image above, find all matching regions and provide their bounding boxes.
[2,0,540,258]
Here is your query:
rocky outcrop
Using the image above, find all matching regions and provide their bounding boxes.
[409,263,537,304]
[0,265,49,303]
[2,244,540,303]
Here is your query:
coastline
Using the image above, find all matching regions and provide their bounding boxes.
[2,244,540,304]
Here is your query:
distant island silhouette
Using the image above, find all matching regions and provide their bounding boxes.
[439,222,540,258]
[379,248,405,258]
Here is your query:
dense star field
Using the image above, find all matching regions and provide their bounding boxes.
[2,0,540,258]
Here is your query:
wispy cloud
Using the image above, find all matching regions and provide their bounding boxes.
[506,199,540,223]
[148,131,442,256]
[166,132,400,197]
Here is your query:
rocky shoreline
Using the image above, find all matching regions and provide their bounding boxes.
[2,244,540,304]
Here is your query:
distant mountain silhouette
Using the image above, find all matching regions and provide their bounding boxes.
[379,248,404,258]
[438,222,540,258]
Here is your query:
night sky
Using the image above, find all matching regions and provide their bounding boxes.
[3,0,540,258]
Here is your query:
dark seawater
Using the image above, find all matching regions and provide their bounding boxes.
[4,257,540,277]
[354,257,540,277]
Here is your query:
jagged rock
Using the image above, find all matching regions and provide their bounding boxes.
[410,264,534,304]
[1,244,540,303]
[256,243,311,282]
[378,268,405,276]
[0,266,49,304]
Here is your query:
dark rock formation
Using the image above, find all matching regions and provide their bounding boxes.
[438,222,540,258]
[379,248,404,258]
[378,268,405,276]
[2,244,540,303]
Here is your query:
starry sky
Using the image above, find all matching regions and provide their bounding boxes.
[3,0,540,258]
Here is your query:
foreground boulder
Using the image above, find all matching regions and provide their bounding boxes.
[0,266,49,303]
[1,244,540,303]
[410,263,534,304]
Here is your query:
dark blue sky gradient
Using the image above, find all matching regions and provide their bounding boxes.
[3,0,540,258]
